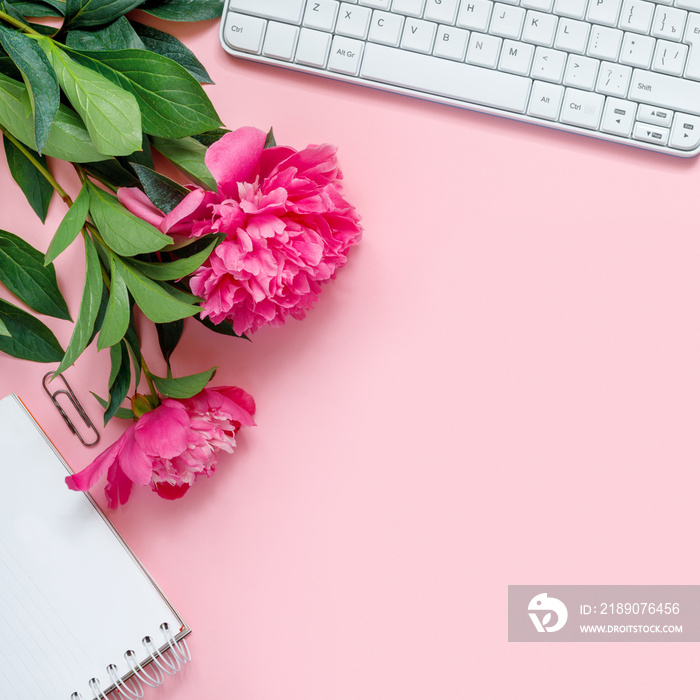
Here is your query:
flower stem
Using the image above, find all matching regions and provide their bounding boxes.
[140,355,159,401]
[0,9,42,35]
[1,129,74,208]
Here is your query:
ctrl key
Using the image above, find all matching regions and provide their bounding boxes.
[669,114,700,152]
[223,12,266,54]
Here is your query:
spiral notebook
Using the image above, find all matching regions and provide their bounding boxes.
[0,394,191,700]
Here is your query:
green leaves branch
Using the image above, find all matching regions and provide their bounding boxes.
[0,0,236,427]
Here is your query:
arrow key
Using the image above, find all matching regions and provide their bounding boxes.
[601,97,637,137]
[637,104,673,127]
[633,121,669,146]
[669,113,700,152]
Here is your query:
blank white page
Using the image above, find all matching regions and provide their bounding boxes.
[0,395,188,700]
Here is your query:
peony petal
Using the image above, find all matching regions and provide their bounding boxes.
[152,481,191,500]
[105,461,134,509]
[118,430,156,485]
[160,188,216,235]
[117,188,166,229]
[134,403,190,459]
[65,431,127,492]
[205,127,266,195]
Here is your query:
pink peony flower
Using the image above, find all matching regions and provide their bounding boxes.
[118,127,362,335]
[66,386,255,508]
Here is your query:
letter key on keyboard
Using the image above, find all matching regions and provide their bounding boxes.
[220,0,700,156]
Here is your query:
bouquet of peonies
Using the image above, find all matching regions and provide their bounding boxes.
[0,0,361,506]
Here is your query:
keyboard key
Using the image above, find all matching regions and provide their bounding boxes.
[669,113,700,149]
[628,69,700,114]
[223,12,266,53]
[466,32,502,66]
[596,61,632,95]
[263,21,299,60]
[600,96,637,135]
[619,32,655,67]
[433,25,470,60]
[368,11,405,45]
[359,0,391,8]
[618,0,655,33]
[637,103,673,125]
[296,27,332,66]
[392,0,426,16]
[553,0,587,19]
[560,88,605,128]
[401,17,438,52]
[527,79,564,118]
[229,0,304,24]
[651,39,688,74]
[564,54,600,88]
[531,46,567,80]
[554,18,590,53]
[490,4,526,39]
[522,10,558,45]
[633,121,669,144]
[586,0,623,27]
[359,42,532,112]
[587,25,623,60]
[651,6,687,41]
[424,0,460,24]
[328,35,364,73]
[499,39,535,74]
[303,1,340,32]
[336,3,372,38]
[457,0,493,32]
[522,0,553,11]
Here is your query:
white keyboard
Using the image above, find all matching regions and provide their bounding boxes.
[219,0,700,156]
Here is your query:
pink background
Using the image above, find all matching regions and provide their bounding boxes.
[1,13,699,699]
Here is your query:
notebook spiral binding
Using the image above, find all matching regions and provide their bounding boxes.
[69,623,191,700]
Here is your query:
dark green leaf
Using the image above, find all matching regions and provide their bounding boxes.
[195,313,248,339]
[0,24,59,154]
[8,1,63,16]
[111,256,200,323]
[64,0,145,28]
[65,48,222,139]
[264,127,276,149]
[38,38,142,157]
[130,235,219,280]
[3,135,53,222]
[97,253,130,350]
[91,391,134,420]
[190,128,228,147]
[87,182,172,256]
[0,317,10,337]
[141,0,222,21]
[82,157,139,188]
[86,281,109,346]
[0,55,23,80]
[131,162,186,214]
[45,183,89,264]
[0,229,71,320]
[130,20,211,83]
[157,279,201,304]
[123,306,141,387]
[156,318,183,365]
[150,135,216,189]
[122,132,153,169]
[0,298,64,361]
[56,234,103,373]
[66,16,145,51]
[26,0,66,13]
[150,366,216,399]
[104,341,131,424]
[0,1,28,23]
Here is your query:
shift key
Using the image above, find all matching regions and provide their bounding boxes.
[628,70,700,117]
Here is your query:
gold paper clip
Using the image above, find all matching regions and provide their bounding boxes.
[42,372,100,447]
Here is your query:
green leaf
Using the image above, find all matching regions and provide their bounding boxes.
[264,127,276,149]
[56,234,103,373]
[0,72,109,162]
[131,20,211,83]
[123,307,141,387]
[45,183,89,264]
[38,38,142,157]
[0,229,71,320]
[0,298,64,361]
[190,128,228,147]
[150,135,216,190]
[82,157,139,188]
[87,182,172,256]
[66,16,145,51]
[64,0,145,28]
[2,135,53,223]
[104,341,131,424]
[97,253,130,350]
[91,391,134,420]
[0,54,23,80]
[8,1,63,16]
[0,25,59,154]
[111,256,200,323]
[156,318,183,365]
[130,235,219,280]
[150,366,215,399]
[195,313,248,339]
[141,0,222,21]
[122,132,153,169]
[87,281,109,346]
[131,162,186,214]
[0,317,9,337]
[64,48,222,139]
